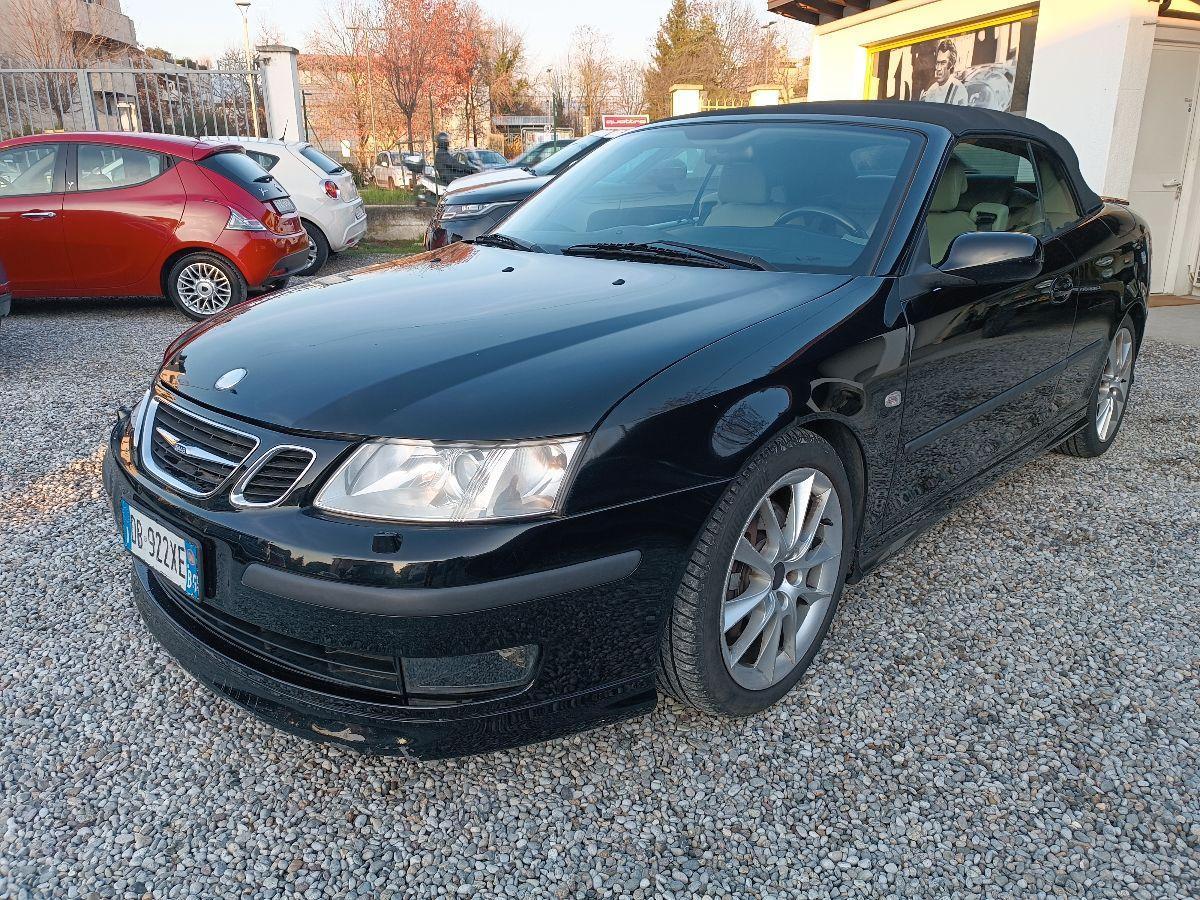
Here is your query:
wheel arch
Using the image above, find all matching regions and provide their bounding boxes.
[793,415,869,578]
[159,245,247,297]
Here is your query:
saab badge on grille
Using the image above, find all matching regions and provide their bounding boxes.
[215,368,247,391]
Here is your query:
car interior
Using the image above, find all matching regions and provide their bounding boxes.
[0,146,57,195]
[924,139,1083,263]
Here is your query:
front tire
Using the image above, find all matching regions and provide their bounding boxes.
[658,427,854,716]
[165,252,247,321]
[297,222,329,277]
[1056,315,1137,458]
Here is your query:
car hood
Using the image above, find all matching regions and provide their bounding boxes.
[447,167,533,192]
[162,243,850,441]
[444,175,547,206]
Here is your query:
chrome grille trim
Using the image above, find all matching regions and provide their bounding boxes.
[230,445,317,508]
[140,399,259,498]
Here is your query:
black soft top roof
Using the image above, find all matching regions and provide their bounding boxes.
[676,99,1103,213]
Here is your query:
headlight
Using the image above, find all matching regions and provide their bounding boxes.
[440,202,514,220]
[314,437,584,523]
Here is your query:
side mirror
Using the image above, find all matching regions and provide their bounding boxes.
[939,231,1043,284]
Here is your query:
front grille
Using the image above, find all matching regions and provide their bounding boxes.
[147,402,257,496]
[152,574,406,700]
[234,447,315,506]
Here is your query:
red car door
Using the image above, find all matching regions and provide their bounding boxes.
[0,142,73,296]
[61,141,185,294]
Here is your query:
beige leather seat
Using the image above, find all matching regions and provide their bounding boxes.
[706,164,790,228]
[927,158,976,263]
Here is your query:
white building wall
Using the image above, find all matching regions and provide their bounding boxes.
[806,0,1156,198]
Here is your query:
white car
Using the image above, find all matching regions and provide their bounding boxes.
[373,150,420,190]
[207,137,366,276]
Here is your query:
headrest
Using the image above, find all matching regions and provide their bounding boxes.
[931,158,968,212]
[122,155,154,183]
[719,164,768,204]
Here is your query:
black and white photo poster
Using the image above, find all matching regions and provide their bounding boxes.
[868,13,1039,115]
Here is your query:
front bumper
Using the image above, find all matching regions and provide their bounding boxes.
[103,398,720,758]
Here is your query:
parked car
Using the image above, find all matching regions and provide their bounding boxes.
[507,138,575,170]
[450,147,509,178]
[372,151,408,190]
[104,102,1148,759]
[425,131,618,248]
[0,257,10,324]
[446,130,618,194]
[0,133,309,320]
[208,137,366,276]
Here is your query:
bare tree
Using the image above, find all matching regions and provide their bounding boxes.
[705,0,788,94]
[571,27,613,133]
[5,0,125,130]
[304,0,402,171]
[612,60,647,116]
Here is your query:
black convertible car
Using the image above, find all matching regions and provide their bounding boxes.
[104,102,1148,759]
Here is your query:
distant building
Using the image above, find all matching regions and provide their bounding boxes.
[0,0,138,65]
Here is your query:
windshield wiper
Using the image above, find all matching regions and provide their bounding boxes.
[471,232,544,253]
[561,241,775,271]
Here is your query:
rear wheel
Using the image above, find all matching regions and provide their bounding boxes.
[166,252,246,321]
[658,427,853,716]
[1056,315,1137,458]
[297,221,329,277]
[387,177,396,191]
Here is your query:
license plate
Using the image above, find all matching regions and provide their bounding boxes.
[122,500,201,601]
[353,203,366,221]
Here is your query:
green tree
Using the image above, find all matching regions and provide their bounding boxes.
[643,0,725,120]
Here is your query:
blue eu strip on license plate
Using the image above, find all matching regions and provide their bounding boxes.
[122,500,202,601]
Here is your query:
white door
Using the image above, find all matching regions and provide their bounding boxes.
[1130,46,1200,294]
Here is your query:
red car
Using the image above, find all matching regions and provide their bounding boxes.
[0,257,10,324]
[0,133,310,319]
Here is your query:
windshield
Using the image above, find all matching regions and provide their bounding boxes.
[531,136,599,176]
[502,121,922,274]
[300,145,346,174]
[473,150,507,166]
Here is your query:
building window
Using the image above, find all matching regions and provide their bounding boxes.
[866,9,1039,115]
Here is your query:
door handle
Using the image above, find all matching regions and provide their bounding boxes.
[1163,178,1183,188]
[20,210,56,220]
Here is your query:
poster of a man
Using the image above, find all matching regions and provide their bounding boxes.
[868,13,1039,115]
[920,40,968,105]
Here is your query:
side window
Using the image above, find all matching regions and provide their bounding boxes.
[926,138,1041,264]
[246,150,279,172]
[1033,146,1082,235]
[376,153,387,167]
[0,144,59,196]
[77,145,166,191]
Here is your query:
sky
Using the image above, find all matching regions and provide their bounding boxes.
[122,0,812,71]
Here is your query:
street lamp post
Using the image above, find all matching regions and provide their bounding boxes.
[545,67,553,140]
[234,0,260,137]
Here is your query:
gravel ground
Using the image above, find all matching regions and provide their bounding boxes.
[0,274,1197,898]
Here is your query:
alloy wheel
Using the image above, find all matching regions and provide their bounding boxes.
[1096,327,1133,441]
[176,262,233,316]
[720,467,844,691]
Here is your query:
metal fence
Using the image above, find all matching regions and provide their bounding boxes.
[0,67,266,141]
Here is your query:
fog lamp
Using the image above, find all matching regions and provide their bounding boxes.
[402,645,538,696]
